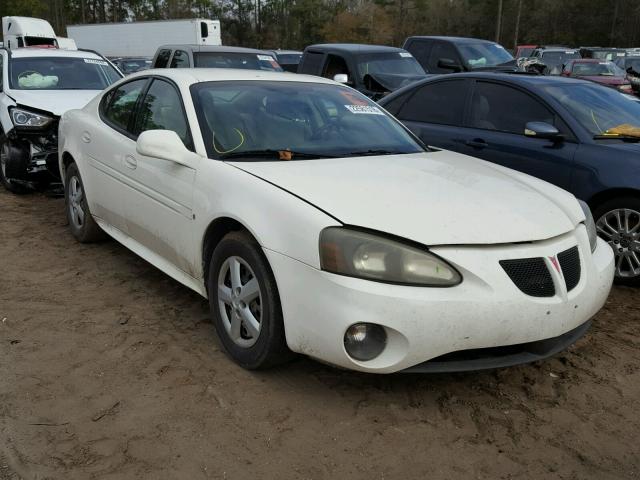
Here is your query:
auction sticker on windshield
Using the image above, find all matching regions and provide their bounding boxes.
[344,105,384,115]
[84,58,108,65]
[257,55,275,61]
[399,52,413,57]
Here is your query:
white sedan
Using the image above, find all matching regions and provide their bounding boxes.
[58,69,615,373]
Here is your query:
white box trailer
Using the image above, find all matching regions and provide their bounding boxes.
[66,19,221,58]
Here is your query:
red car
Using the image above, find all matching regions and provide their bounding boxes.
[562,59,633,93]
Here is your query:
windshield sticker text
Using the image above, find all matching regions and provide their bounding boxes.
[84,58,108,65]
[344,105,384,115]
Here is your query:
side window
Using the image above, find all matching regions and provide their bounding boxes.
[170,50,190,68]
[136,79,192,149]
[323,54,351,81]
[154,49,172,68]
[101,79,148,134]
[397,79,469,126]
[469,82,555,134]
[405,40,432,71]
[428,42,461,73]
[299,51,325,74]
[381,91,411,116]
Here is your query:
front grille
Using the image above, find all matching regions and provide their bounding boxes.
[500,257,555,297]
[558,246,581,292]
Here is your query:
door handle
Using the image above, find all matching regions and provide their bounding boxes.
[465,139,489,149]
[81,131,91,143]
[124,155,137,170]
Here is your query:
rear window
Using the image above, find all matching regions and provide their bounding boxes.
[194,52,282,71]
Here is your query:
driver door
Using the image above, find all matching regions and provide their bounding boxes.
[120,78,201,275]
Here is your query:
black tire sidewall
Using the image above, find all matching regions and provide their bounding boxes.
[64,163,95,242]
[593,196,640,286]
[0,132,29,194]
[207,232,289,369]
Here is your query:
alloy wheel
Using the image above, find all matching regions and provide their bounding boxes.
[596,208,640,279]
[68,175,86,229]
[217,256,263,348]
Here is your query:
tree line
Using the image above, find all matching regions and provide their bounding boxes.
[1,0,639,51]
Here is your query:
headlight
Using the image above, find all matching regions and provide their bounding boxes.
[10,107,53,129]
[319,227,462,286]
[579,200,597,253]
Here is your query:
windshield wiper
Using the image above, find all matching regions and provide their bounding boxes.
[220,149,336,160]
[342,149,416,157]
[593,134,640,142]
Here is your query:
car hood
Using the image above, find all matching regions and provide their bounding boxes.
[6,89,101,117]
[230,151,583,246]
[579,75,627,85]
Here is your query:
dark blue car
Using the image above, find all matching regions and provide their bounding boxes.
[379,73,640,284]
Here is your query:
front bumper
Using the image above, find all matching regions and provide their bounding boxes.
[265,226,614,373]
[5,122,60,181]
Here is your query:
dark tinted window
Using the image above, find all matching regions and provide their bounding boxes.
[428,42,461,73]
[381,91,412,116]
[136,79,191,148]
[405,40,433,70]
[398,79,468,125]
[469,82,554,134]
[323,54,351,80]
[102,79,147,134]
[193,52,282,71]
[170,50,190,68]
[154,49,172,68]
[299,51,325,73]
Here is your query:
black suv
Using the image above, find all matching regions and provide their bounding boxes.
[403,36,516,74]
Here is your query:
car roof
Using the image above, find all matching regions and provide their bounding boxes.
[540,48,579,53]
[406,36,498,44]
[269,49,302,55]
[305,43,406,53]
[124,67,338,86]
[157,45,272,54]
[8,48,103,59]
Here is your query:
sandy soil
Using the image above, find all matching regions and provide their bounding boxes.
[1,189,639,480]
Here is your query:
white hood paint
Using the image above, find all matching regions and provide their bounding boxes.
[232,151,584,246]
[6,89,101,117]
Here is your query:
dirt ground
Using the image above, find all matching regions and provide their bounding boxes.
[1,189,639,480]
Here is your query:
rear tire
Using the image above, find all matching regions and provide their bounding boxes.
[0,132,30,194]
[64,162,106,243]
[593,196,640,286]
[207,230,292,369]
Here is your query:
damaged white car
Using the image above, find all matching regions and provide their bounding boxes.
[59,69,614,373]
[0,43,121,192]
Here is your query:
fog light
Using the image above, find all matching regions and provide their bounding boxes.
[344,323,387,361]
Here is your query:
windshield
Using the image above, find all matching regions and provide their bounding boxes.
[194,52,283,71]
[276,53,302,65]
[571,61,625,77]
[624,57,640,74]
[544,83,640,136]
[541,51,581,68]
[191,81,424,160]
[117,59,152,73]
[591,50,622,60]
[458,43,513,68]
[517,47,535,58]
[9,56,121,90]
[356,52,425,82]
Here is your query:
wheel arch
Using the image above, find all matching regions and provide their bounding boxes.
[60,151,76,183]
[587,188,640,212]
[202,216,256,293]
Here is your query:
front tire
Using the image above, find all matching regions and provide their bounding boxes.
[0,132,29,194]
[64,162,106,243]
[593,196,640,286]
[207,231,292,369]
